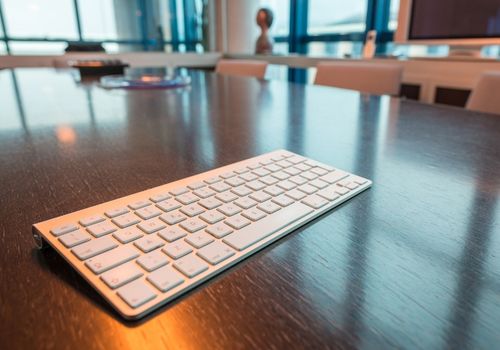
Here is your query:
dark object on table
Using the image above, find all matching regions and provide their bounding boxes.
[65,42,105,52]
[71,60,129,77]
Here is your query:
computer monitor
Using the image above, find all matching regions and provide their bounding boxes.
[395,0,500,56]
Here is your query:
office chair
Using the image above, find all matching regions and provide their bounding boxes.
[215,59,268,79]
[314,61,403,96]
[466,71,500,115]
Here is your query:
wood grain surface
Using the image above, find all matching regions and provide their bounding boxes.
[0,68,499,349]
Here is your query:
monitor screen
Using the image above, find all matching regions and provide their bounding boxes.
[409,0,500,40]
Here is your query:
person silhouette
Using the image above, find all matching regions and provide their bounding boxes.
[255,8,274,55]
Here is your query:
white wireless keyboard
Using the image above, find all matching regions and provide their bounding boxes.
[33,150,372,319]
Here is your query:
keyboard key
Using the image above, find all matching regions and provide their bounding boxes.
[217,204,241,216]
[257,201,282,214]
[276,180,296,191]
[169,187,189,196]
[239,172,258,181]
[199,210,225,224]
[310,167,329,176]
[220,171,236,179]
[264,185,284,196]
[136,250,169,271]
[231,185,252,197]
[180,218,207,233]
[85,245,140,274]
[128,200,151,210]
[163,241,193,259]
[339,180,359,190]
[241,208,266,221]
[105,207,129,218]
[135,206,162,220]
[185,232,214,249]
[79,215,105,227]
[117,280,156,308]
[101,263,143,289]
[188,181,206,190]
[112,213,141,229]
[113,227,144,244]
[264,164,281,172]
[287,155,307,164]
[271,171,289,180]
[246,180,266,191]
[72,236,118,260]
[51,223,78,237]
[234,197,257,209]
[259,158,273,166]
[209,182,232,193]
[285,189,307,201]
[249,191,271,203]
[137,218,166,234]
[206,223,233,238]
[173,255,209,278]
[176,193,199,205]
[223,203,314,251]
[260,175,279,185]
[134,234,165,253]
[180,203,205,217]
[253,167,271,177]
[147,265,184,292]
[247,162,261,170]
[215,191,239,203]
[272,195,295,207]
[234,167,249,174]
[204,176,221,184]
[283,167,301,176]
[289,175,308,185]
[294,163,311,171]
[158,226,187,242]
[320,170,348,184]
[160,211,187,225]
[300,171,318,181]
[193,187,216,199]
[309,179,329,189]
[297,184,318,195]
[58,230,91,248]
[302,195,329,209]
[156,199,181,212]
[197,242,235,265]
[225,176,245,187]
[198,197,223,210]
[225,215,251,230]
[334,185,349,195]
[276,160,293,168]
[317,187,341,201]
[150,192,171,203]
[352,176,368,185]
[86,221,117,237]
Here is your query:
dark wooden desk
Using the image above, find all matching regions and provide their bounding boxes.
[1,68,499,349]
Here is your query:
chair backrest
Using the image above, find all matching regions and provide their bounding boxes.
[466,71,500,115]
[314,61,403,96]
[215,59,268,79]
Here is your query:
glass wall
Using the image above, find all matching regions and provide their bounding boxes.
[308,0,368,35]
[0,0,205,54]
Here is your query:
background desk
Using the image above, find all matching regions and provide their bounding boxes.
[0,68,499,349]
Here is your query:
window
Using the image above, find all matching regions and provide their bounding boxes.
[2,0,78,39]
[308,41,363,57]
[78,0,114,40]
[308,0,368,35]
[9,41,66,54]
[258,0,290,37]
[0,41,6,54]
[388,0,400,31]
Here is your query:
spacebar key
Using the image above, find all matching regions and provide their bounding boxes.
[223,202,314,251]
